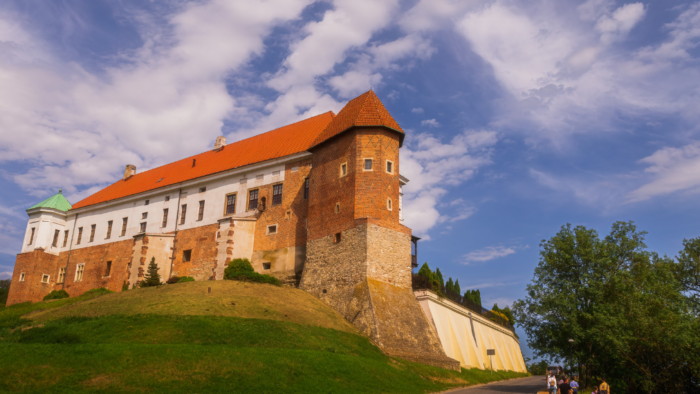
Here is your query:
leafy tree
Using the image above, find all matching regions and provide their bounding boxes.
[139,257,162,287]
[675,237,700,312]
[0,279,10,307]
[512,221,699,393]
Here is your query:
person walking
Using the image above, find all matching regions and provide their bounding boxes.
[558,378,571,394]
[570,377,579,394]
[547,373,558,394]
[599,378,610,394]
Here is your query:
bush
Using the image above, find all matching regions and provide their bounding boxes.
[43,290,70,301]
[224,258,281,286]
[166,276,180,284]
[177,276,195,283]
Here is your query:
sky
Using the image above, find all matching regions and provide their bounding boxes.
[2,0,700,361]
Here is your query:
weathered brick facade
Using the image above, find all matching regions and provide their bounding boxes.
[7,249,60,304]
[171,223,219,281]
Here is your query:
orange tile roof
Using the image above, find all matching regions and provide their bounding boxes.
[310,90,404,149]
[71,111,335,210]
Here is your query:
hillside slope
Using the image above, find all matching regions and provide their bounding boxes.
[0,281,528,393]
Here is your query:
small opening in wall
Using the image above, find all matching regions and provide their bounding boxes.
[183,249,192,262]
[41,274,50,284]
[105,261,112,277]
[334,232,341,243]
[199,187,206,193]
[145,200,150,205]
[19,272,26,282]
[387,198,392,211]
[165,195,170,201]
[267,224,277,235]
[322,289,327,294]
[335,202,340,214]
[262,262,271,270]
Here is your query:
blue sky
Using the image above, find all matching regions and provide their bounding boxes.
[2,0,700,360]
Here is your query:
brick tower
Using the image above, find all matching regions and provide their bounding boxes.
[300,91,458,369]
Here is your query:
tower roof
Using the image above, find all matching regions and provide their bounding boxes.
[310,90,404,149]
[28,189,72,212]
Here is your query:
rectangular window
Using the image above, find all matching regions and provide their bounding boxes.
[142,212,148,219]
[77,227,83,244]
[89,224,96,242]
[145,200,150,206]
[262,262,271,270]
[340,162,347,177]
[387,198,393,211]
[165,196,170,202]
[52,230,60,247]
[180,204,187,225]
[105,261,112,277]
[106,220,113,239]
[198,200,205,221]
[225,193,237,215]
[58,267,66,284]
[272,184,283,205]
[364,158,373,171]
[304,178,309,199]
[199,187,206,193]
[121,218,128,236]
[140,222,146,233]
[63,230,69,247]
[28,227,35,245]
[182,250,192,262]
[386,160,393,174]
[41,274,50,283]
[162,209,168,227]
[19,272,26,282]
[248,189,259,210]
[334,232,341,243]
[75,264,85,282]
[267,224,277,235]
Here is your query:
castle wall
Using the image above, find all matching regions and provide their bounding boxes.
[7,249,60,305]
[59,238,135,296]
[366,223,412,289]
[171,223,219,281]
[127,234,174,288]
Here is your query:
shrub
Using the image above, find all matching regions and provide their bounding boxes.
[166,276,180,284]
[177,276,195,283]
[122,281,129,291]
[43,290,70,301]
[224,258,281,286]
[139,257,162,287]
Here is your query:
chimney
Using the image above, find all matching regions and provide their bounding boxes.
[124,164,136,180]
[214,136,227,150]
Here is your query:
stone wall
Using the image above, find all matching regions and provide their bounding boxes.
[171,223,218,281]
[7,249,60,305]
[366,223,412,289]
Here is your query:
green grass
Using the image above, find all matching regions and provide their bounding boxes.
[0,282,528,393]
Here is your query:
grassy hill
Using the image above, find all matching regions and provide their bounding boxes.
[0,281,528,393]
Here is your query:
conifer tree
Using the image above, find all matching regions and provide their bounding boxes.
[418,262,432,279]
[454,279,461,296]
[446,278,454,293]
[435,268,445,291]
[140,257,161,287]
[475,289,482,306]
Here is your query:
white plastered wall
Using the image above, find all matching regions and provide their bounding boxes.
[22,209,68,255]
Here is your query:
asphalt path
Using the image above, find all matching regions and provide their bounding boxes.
[445,375,547,394]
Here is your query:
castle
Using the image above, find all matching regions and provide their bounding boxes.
[8,91,526,372]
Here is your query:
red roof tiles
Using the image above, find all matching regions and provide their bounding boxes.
[71,112,335,209]
[310,90,404,149]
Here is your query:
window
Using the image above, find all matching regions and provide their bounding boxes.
[19,272,26,282]
[145,200,150,206]
[364,158,373,171]
[28,227,35,245]
[52,230,60,247]
[41,274,50,283]
[303,178,309,199]
[199,187,206,193]
[58,267,66,284]
[89,224,96,242]
[248,189,259,210]
[77,227,83,244]
[75,264,85,282]
[182,250,192,262]
[139,222,146,233]
[262,262,271,270]
[162,209,169,227]
[142,212,148,219]
[225,193,237,215]
[197,200,205,221]
[165,196,170,202]
[335,202,340,214]
[387,198,392,211]
[63,230,69,247]
[386,160,394,174]
[121,218,128,236]
[180,204,187,225]
[334,233,341,243]
[105,261,112,277]
[106,220,113,239]
[272,184,283,205]
[267,224,277,235]
[340,162,347,177]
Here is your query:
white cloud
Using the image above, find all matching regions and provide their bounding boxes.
[421,119,440,127]
[628,142,700,202]
[463,245,516,263]
[411,107,424,113]
[401,130,497,237]
[328,71,382,98]
[596,3,646,44]
[0,271,13,279]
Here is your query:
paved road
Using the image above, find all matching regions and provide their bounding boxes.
[446,375,547,394]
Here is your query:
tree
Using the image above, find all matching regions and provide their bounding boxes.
[446,278,454,294]
[139,257,162,287]
[512,221,699,393]
[435,268,444,291]
[675,237,700,313]
[454,279,461,296]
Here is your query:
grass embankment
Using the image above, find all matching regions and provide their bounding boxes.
[0,281,528,393]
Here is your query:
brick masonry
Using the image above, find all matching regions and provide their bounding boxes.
[7,249,60,304]
[171,223,219,281]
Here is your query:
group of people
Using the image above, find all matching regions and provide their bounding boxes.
[547,373,609,394]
